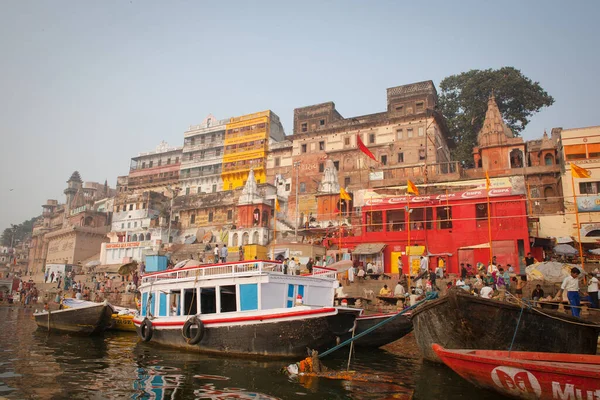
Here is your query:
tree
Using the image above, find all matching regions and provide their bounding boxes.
[1,217,38,246]
[438,67,555,166]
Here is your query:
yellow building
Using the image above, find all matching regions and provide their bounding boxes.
[222,110,285,190]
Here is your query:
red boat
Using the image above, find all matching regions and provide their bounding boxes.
[432,344,600,399]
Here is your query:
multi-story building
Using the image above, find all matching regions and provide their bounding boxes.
[289,80,452,230]
[221,110,286,191]
[128,141,182,192]
[180,114,228,195]
[537,125,600,246]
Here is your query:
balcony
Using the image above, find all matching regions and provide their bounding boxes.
[183,142,223,153]
[180,168,223,179]
[128,174,179,188]
[368,162,462,188]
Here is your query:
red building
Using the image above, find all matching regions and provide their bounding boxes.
[343,187,530,275]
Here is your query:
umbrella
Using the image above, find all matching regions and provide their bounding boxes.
[85,260,101,268]
[184,235,197,245]
[327,259,353,272]
[553,244,579,256]
[118,261,138,276]
[589,248,600,255]
[173,259,189,269]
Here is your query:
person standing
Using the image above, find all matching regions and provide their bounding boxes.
[288,258,297,275]
[587,274,599,309]
[306,258,314,274]
[460,263,467,280]
[397,256,403,275]
[50,271,55,283]
[557,268,582,317]
[524,252,536,267]
[238,246,244,261]
[213,245,219,263]
[348,263,355,284]
[220,245,228,263]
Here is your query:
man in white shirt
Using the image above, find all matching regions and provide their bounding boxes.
[394,281,406,297]
[419,256,429,274]
[587,274,599,309]
[480,283,494,299]
[213,245,219,263]
[288,258,297,275]
[557,267,581,317]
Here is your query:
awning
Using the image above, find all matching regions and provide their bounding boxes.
[531,237,553,247]
[352,243,386,255]
[458,243,490,250]
[556,237,573,244]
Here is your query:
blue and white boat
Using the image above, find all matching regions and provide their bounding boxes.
[133,261,360,358]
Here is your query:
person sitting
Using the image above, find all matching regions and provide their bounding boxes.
[531,284,544,302]
[357,267,366,280]
[480,282,494,299]
[394,281,406,297]
[379,284,391,296]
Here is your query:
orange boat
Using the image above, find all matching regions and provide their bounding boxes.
[433,344,600,399]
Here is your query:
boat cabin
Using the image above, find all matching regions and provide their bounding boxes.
[139,261,339,319]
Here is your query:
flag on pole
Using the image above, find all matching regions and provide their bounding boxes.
[407,180,419,196]
[485,171,491,190]
[340,187,352,201]
[356,134,377,162]
[571,163,591,178]
[275,198,281,212]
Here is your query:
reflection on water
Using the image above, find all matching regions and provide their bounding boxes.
[0,307,505,399]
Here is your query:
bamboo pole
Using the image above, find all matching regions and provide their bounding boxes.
[406,204,411,290]
[486,185,493,263]
[570,172,585,273]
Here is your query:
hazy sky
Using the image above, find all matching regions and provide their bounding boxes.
[1,0,599,233]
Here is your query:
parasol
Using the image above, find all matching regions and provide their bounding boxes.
[589,248,600,255]
[173,259,189,269]
[326,259,353,272]
[118,261,138,276]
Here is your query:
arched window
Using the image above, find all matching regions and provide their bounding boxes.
[544,154,554,166]
[253,208,260,226]
[145,233,151,241]
[231,233,238,247]
[132,234,138,242]
[262,210,269,227]
[510,149,524,168]
[252,231,260,244]
[242,232,250,245]
[587,230,600,237]
[544,186,556,199]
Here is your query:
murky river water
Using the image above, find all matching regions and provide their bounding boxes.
[0,307,506,399]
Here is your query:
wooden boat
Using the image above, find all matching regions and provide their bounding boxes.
[339,312,413,348]
[433,344,600,399]
[109,305,138,332]
[132,262,361,358]
[33,300,114,334]
[411,288,600,363]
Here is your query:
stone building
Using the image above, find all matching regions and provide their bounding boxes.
[127,141,182,192]
[288,80,452,230]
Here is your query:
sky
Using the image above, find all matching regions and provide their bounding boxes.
[1,0,599,234]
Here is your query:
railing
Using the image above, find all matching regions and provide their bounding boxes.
[141,260,283,284]
[312,266,337,279]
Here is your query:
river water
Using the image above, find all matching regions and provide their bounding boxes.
[0,307,505,399]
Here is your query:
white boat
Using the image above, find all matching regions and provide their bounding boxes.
[132,261,361,357]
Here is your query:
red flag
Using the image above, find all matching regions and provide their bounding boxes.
[356,134,377,162]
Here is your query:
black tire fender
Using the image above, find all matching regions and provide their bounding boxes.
[140,317,153,342]
[182,316,205,345]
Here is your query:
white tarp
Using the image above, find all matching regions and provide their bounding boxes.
[525,262,586,283]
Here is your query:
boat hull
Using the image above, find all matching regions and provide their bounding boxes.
[412,289,600,363]
[340,313,413,348]
[110,314,136,332]
[134,308,358,358]
[33,303,114,335]
[433,344,600,400]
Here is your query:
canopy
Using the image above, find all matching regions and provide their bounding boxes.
[352,243,386,255]
[326,259,353,272]
[553,244,578,256]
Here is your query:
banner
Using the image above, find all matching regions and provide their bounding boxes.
[577,195,600,212]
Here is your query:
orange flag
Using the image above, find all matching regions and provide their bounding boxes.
[407,180,419,196]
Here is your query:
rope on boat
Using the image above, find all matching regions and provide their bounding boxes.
[508,303,524,354]
[318,292,439,359]
[506,292,600,328]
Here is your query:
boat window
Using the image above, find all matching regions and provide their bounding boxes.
[158,292,167,316]
[239,283,258,311]
[141,292,148,316]
[220,285,237,313]
[183,288,198,315]
[148,292,156,317]
[200,287,217,314]
[169,290,181,316]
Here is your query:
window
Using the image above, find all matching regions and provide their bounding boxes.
[227,210,233,220]
[381,155,388,165]
[186,187,190,195]
[301,144,307,153]
[344,137,351,146]
[220,285,237,313]
[369,133,376,144]
[475,203,488,220]
[344,177,351,187]
[167,158,171,165]
[333,161,340,171]
[319,141,325,151]
[398,152,404,163]
[121,223,124,229]
[285,183,290,191]
[396,129,403,140]
[407,128,413,138]
[142,202,146,209]
[419,149,426,160]
[212,184,217,193]
[564,145,586,160]
[208,211,214,222]
[395,105,404,114]
[418,127,424,137]
[200,287,216,314]
[142,162,146,169]
[134,221,137,228]
[215,149,221,156]
[190,214,195,224]
[437,207,453,229]
[127,222,131,228]
[149,160,153,168]
[301,123,308,132]
[366,210,383,232]
[319,163,324,173]
[275,157,280,167]
[175,157,179,163]
[386,209,406,231]
[544,154,554,165]
[416,102,424,112]
[158,159,162,166]
[129,204,134,211]
[183,288,198,315]
[320,119,325,126]
[116,206,120,212]
[300,182,306,193]
[579,181,600,195]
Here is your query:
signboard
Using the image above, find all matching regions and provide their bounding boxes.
[105,242,146,249]
[364,187,516,206]
[577,195,600,212]
[369,171,384,181]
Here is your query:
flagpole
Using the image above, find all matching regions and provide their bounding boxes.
[570,170,585,272]
[406,202,411,290]
[272,204,276,261]
[486,177,493,263]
